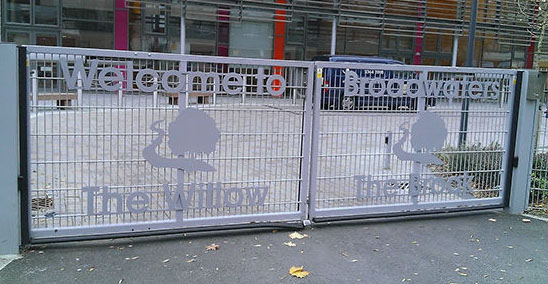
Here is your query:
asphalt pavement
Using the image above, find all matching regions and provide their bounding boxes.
[0,210,546,284]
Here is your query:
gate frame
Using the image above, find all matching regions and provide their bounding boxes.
[23,45,315,243]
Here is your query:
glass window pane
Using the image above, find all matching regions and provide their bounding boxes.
[143,35,168,52]
[6,0,31,23]
[186,19,216,56]
[36,33,58,46]
[62,20,113,49]
[336,26,379,57]
[6,31,30,45]
[35,0,58,25]
[144,5,167,35]
[305,17,332,60]
[229,11,273,59]
[62,0,113,22]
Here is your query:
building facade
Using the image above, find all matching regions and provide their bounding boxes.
[2,0,547,69]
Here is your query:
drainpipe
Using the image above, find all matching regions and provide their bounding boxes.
[458,0,478,148]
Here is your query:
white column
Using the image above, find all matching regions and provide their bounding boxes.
[451,35,459,67]
[0,43,21,255]
[330,17,337,55]
[180,8,186,55]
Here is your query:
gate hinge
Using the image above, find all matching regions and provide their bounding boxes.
[512,157,519,168]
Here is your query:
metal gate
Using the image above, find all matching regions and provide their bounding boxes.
[308,61,517,220]
[25,46,314,242]
[23,46,522,242]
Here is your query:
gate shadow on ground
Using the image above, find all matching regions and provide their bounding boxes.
[26,209,504,251]
[310,209,504,229]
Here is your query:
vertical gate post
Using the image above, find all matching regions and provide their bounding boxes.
[507,70,547,214]
[0,43,23,254]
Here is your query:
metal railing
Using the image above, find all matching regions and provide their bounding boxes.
[528,99,548,213]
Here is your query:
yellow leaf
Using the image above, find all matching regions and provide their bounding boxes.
[289,266,303,274]
[293,271,310,278]
[284,242,296,247]
[289,232,308,239]
[289,266,310,278]
[206,244,219,251]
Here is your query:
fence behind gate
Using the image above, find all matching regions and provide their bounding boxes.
[25,46,314,241]
[528,101,548,213]
[23,45,526,242]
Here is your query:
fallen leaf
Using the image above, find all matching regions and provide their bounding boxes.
[186,259,195,263]
[340,252,349,257]
[289,266,310,278]
[458,272,468,276]
[289,232,308,239]
[488,218,497,222]
[206,244,220,251]
[131,256,139,260]
[284,242,296,247]
[411,241,418,245]
[89,267,95,272]
[522,218,531,223]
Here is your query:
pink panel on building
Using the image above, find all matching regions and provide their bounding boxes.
[115,0,128,50]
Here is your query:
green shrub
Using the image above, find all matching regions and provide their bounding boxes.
[530,152,548,207]
[430,143,503,196]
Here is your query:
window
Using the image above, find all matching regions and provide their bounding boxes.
[6,0,31,23]
[62,21,113,49]
[35,0,58,26]
[6,30,30,44]
[61,1,114,49]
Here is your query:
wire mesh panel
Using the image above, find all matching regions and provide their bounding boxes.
[26,46,313,241]
[309,62,517,218]
[528,103,548,213]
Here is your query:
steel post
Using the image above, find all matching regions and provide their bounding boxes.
[458,0,478,147]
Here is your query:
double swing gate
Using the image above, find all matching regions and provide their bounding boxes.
[22,46,518,243]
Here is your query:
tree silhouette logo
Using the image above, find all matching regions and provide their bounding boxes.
[393,111,447,165]
[143,108,221,172]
